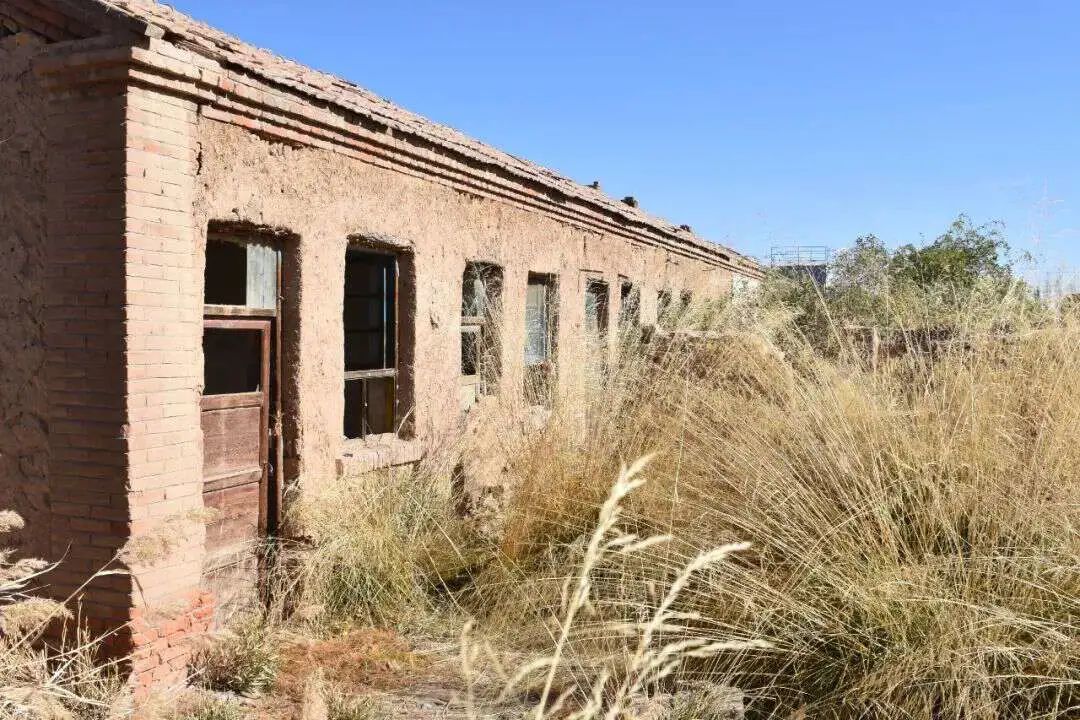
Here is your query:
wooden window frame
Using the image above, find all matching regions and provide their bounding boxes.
[524,272,558,405]
[584,277,610,338]
[343,248,399,440]
[461,262,503,400]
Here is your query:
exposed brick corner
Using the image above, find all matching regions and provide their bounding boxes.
[129,589,215,701]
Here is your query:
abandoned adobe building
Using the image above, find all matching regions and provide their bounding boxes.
[0,0,761,693]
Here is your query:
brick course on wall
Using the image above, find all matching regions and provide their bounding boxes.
[129,589,214,700]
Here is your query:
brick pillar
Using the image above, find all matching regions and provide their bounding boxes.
[123,82,207,696]
[41,66,134,646]
[38,46,209,696]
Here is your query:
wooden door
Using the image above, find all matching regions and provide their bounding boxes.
[200,316,272,578]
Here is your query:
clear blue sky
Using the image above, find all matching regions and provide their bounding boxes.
[169,0,1080,270]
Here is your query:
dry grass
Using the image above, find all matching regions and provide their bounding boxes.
[1,513,128,719]
[464,294,1078,718]
[460,459,760,720]
[206,287,1078,720]
[269,465,481,635]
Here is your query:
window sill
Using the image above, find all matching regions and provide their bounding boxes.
[337,434,422,475]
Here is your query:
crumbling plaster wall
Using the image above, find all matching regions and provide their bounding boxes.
[0,33,48,554]
[193,117,732,487]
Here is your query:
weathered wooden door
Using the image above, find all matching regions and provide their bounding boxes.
[200,316,272,579]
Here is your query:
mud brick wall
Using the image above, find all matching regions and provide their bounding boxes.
[0,32,48,556]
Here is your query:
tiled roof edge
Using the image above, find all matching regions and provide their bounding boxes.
[78,0,761,274]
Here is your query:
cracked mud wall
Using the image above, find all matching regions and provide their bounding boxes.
[194,117,733,491]
[0,34,48,553]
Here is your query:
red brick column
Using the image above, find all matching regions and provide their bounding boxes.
[38,43,209,697]
[41,64,135,640]
[123,80,207,697]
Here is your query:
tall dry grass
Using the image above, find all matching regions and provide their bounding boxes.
[449,292,1079,719]
[269,465,481,635]
[460,458,761,720]
[248,284,1077,719]
[1,511,127,719]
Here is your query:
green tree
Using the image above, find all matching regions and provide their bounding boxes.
[765,215,1031,350]
[889,215,1012,289]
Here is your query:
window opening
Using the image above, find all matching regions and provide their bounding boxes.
[205,237,279,310]
[461,262,503,407]
[619,280,640,329]
[343,249,397,438]
[524,273,557,404]
[203,328,262,395]
[584,279,609,337]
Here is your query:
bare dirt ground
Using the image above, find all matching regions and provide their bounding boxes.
[251,628,533,720]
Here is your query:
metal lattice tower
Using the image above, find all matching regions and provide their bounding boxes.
[769,245,833,285]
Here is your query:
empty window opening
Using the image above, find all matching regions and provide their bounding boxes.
[657,289,674,328]
[584,279,609,338]
[343,249,397,439]
[461,262,503,407]
[619,280,640,329]
[524,273,557,404]
[204,328,263,395]
[205,237,279,310]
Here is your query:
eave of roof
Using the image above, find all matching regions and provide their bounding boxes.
[26,0,761,275]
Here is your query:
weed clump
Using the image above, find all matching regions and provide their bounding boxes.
[191,614,279,696]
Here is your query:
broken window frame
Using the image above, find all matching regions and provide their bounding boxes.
[619,279,641,329]
[583,278,610,339]
[204,235,280,313]
[343,248,399,440]
[524,272,557,405]
[461,262,503,405]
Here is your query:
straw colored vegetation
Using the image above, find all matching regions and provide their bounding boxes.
[7,219,1079,719]
[265,221,1076,719]
[1,513,127,719]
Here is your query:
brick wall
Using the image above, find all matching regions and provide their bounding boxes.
[0,32,49,557]
[129,590,214,701]
[42,72,134,624]
[38,41,209,694]
[123,83,204,604]
[122,80,206,691]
